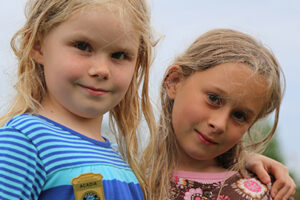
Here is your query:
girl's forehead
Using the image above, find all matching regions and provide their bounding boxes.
[68,5,140,39]
[213,63,268,94]
[41,1,143,47]
[74,3,135,27]
[41,4,140,56]
[189,63,269,111]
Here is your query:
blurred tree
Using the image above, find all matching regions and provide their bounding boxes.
[260,122,284,163]
[252,120,299,199]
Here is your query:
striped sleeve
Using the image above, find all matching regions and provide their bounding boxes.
[0,127,46,200]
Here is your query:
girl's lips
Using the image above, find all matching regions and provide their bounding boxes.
[79,84,108,97]
[195,129,218,145]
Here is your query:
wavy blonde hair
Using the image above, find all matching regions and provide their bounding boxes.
[1,0,156,195]
[144,28,285,200]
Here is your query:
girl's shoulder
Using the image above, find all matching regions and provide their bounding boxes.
[170,171,272,200]
[0,114,47,200]
[0,114,53,148]
[4,113,50,128]
[0,113,40,136]
[1,113,66,142]
[224,172,272,199]
[3,113,73,134]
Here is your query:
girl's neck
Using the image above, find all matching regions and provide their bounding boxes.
[176,161,227,173]
[176,150,227,173]
[38,102,104,142]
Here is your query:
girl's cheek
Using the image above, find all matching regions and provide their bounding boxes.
[186,104,204,124]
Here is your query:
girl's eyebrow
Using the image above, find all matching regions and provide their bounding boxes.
[240,107,255,116]
[67,32,138,53]
[210,87,226,95]
[66,32,92,42]
[207,86,228,98]
[116,46,138,55]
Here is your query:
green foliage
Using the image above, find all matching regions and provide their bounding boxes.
[246,119,283,162]
[262,133,284,164]
[252,120,299,199]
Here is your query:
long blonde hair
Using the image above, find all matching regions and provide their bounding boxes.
[144,28,285,200]
[1,0,156,195]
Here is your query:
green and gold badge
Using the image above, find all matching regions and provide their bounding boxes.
[71,172,105,200]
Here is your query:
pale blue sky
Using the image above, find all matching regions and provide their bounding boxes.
[0,0,299,182]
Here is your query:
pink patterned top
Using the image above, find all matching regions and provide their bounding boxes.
[170,170,273,200]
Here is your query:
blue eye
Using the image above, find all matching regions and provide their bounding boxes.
[111,51,129,60]
[73,41,92,52]
[207,93,222,106]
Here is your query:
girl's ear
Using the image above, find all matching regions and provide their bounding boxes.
[165,65,183,100]
[31,39,43,64]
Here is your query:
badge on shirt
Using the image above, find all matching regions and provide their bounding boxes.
[71,172,105,200]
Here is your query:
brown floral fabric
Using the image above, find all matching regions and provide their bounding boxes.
[170,172,273,200]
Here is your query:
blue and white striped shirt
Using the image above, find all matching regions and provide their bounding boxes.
[0,114,144,200]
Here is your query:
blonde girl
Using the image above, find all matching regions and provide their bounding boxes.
[0,0,156,199]
[0,1,294,199]
[145,29,295,200]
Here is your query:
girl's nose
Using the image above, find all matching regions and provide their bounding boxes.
[208,109,230,133]
[88,56,110,80]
